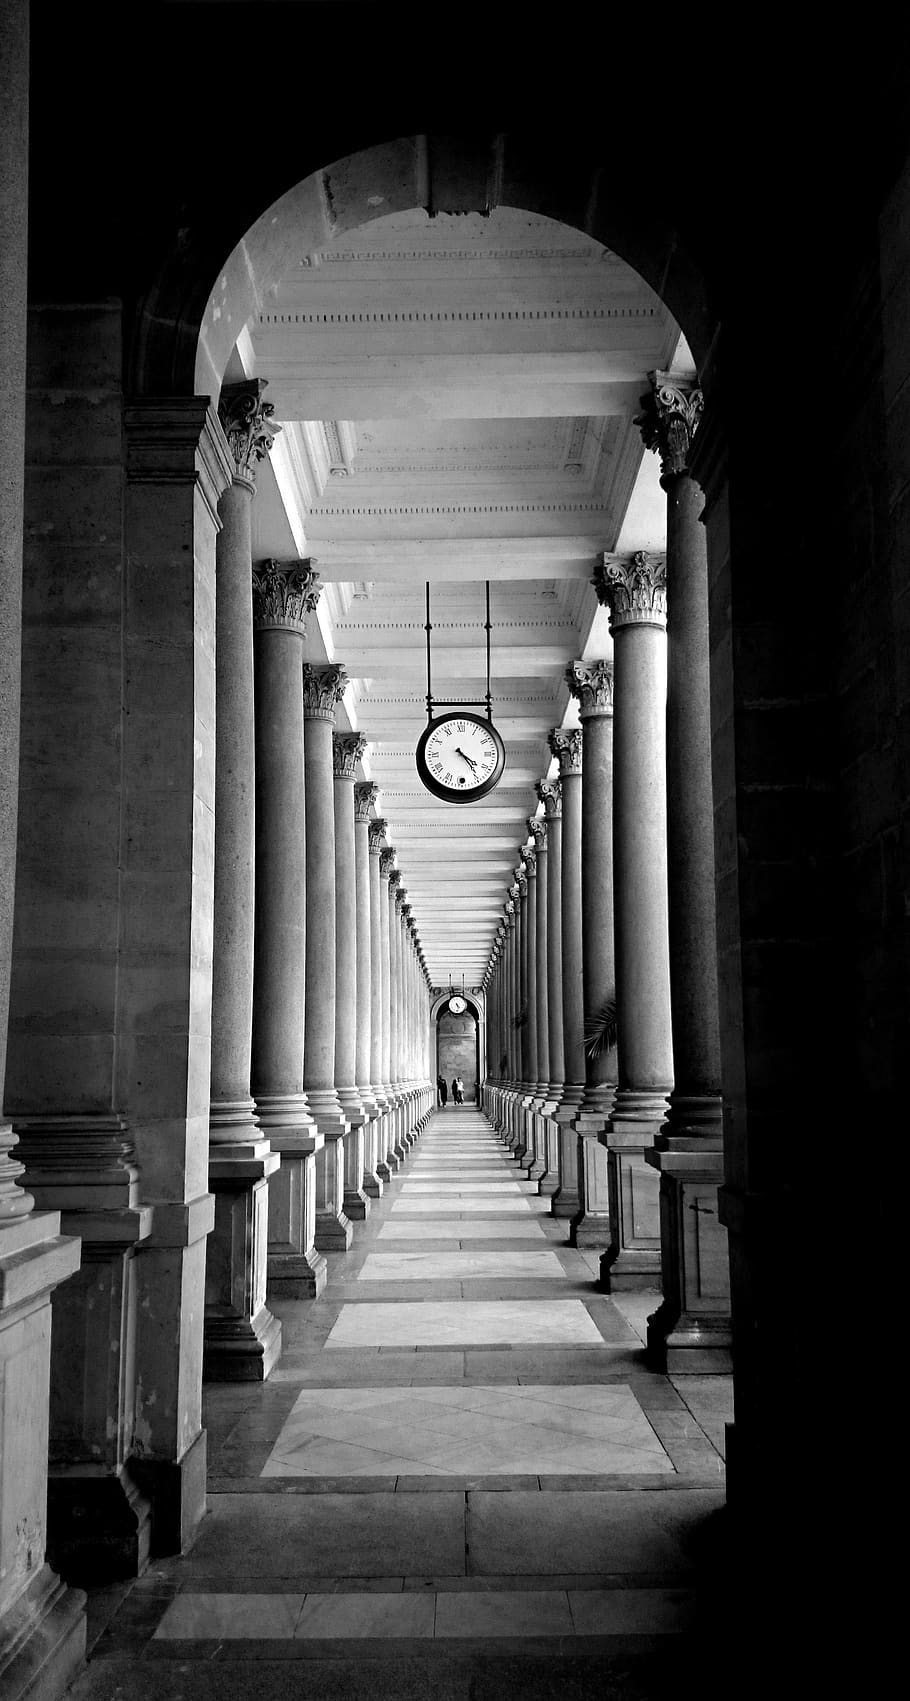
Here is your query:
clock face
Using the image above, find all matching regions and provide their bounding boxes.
[416,712,506,804]
[448,995,467,1013]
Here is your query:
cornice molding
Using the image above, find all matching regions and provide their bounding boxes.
[252,559,321,633]
[260,305,657,328]
[123,399,233,529]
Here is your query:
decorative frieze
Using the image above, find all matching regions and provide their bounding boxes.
[252,559,321,632]
[301,663,347,721]
[548,728,584,775]
[566,658,614,717]
[634,370,704,482]
[333,732,367,778]
[535,776,562,817]
[593,552,668,631]
[218,378,281,484]
[354,780,380,822]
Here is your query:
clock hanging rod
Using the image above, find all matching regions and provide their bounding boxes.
[424,581,494,723]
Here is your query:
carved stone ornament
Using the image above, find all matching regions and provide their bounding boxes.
[354,780,380,822]
[524,847,537,877]
[527,816,548,850]
[401,902,412,922]
[535,776,562,817]
[593,552,668,631]
[301,662,348,721]
[634,370,704,482]
[517,869,528,899]
[252,558,321,633]
[369,816,388,854]
[566,658,614,716]
[548,727,583,775]
[333,731,367,778]
[505,899,515,918]
[379,847,396,879]
[218,378,281,483]
[386,864,401,892]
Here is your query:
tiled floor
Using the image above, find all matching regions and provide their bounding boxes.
[73,1107,732,1701]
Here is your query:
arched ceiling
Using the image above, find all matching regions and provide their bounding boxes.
[241,206,683,987]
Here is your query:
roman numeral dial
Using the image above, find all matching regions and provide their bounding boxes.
[415,712,506,804]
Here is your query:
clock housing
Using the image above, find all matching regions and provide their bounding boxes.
[415,711,506,804]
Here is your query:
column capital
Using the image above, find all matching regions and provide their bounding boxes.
[504,900,515,920]
[369,816,388,855]
[566,657,614,717]
[302,662,347,721]
[527,816,548,850]
[524,847,537,877]
[401,902,412,923]
[252,558,321,633]
[634,369,704,482]
[380,849,396,880]
[354,780,380,822]
[548,727,583,775]
[516,868,528,899]
[218,378,281,487]
[535,776,562,818]
[593,551,667,632]
[333,731,367,778]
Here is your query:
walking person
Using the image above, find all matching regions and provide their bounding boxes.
[452,1076,464,1106]
[436,1073,448,1107]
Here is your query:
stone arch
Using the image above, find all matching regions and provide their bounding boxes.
[128,133,719,401]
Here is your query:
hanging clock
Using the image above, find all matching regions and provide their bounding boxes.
[416,711,506,803]
[415,582,507,805]
[448,994,467,1014]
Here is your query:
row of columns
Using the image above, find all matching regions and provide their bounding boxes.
[484,372,731,1371]
[203,380,434,1381]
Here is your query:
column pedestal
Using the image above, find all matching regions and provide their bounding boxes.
[599,1095,665,1289]
[266,1110,327,1298]
[646,1100,731,1370]
[205,1139,281,1381]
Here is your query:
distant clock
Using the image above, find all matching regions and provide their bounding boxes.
[448,995,467,1014]
[415,711,506,804]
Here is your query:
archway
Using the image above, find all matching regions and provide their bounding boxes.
[431,993,485,1105]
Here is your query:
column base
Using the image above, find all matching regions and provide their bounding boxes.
[314,1209,354,1253]
[645,1132,731,1373]
[46,1467,151,1587]
[570,1211,612,1249]
[549,1090,584,1218]
[599,1095,667,1289]
[599,1244,662,1290]
[363,1172,384,1200]
[129,1427,208,1558]
[267,1246,327,1299]
[646,1300,733,1374]
[343,1187,371,1221]
[0,1565,86,1701]
[203,1304,282,1382]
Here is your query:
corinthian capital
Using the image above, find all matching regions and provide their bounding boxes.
[388,868,402,895]
[548,727,583,775]
[301,663,347,721]
[252,559,320,633]
[634,370,704,481]
[527,815,548,850]
[354,780,380,822]
[369,816,388,854]
[535,776,562,818]
[524,847,537,877]
[593,552,667,632]
[566,658,614,716]
[218,379,281,484]
[516,868,528,899]
[380,848,396,880]
[333,731,367,778]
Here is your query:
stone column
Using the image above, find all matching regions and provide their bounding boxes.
[205,381,282,1380]
[566,660,617,1249]
[0,8,85,1675]
[528,817,551,1100]
[637,375,731,1368]
[548,730,585,1218]
[355,783,382,1197]
[593,552,673,1288]
[536,778,564,1194]
[387,871,405,1158]
[302,664,352,1253]
[333,733,370,1222]
[370,825,394,1179]
[377,845,399,1174]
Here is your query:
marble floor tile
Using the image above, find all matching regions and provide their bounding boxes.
[325,1300,608,1348]
[295,1591,436,1639]
[568,1587,695,1634]
[399,1182,524,1193]
[357,1253,566,1281]
[377,1220,548,1239]
[154,1593,303,1639]
[434,1588,574,1638]
[391,1198,540,1214]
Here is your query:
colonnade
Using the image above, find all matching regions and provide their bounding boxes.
[199,380,435,1378]
[484,372,732,1371]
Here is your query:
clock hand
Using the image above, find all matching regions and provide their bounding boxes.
[455,747,478,774]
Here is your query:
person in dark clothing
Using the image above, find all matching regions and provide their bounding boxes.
[436,1074,447,1106]
[452,1077,464,1105]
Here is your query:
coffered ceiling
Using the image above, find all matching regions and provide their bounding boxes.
[243,206,683,988]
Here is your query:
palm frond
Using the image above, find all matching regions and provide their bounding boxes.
[584,997,617,1060]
